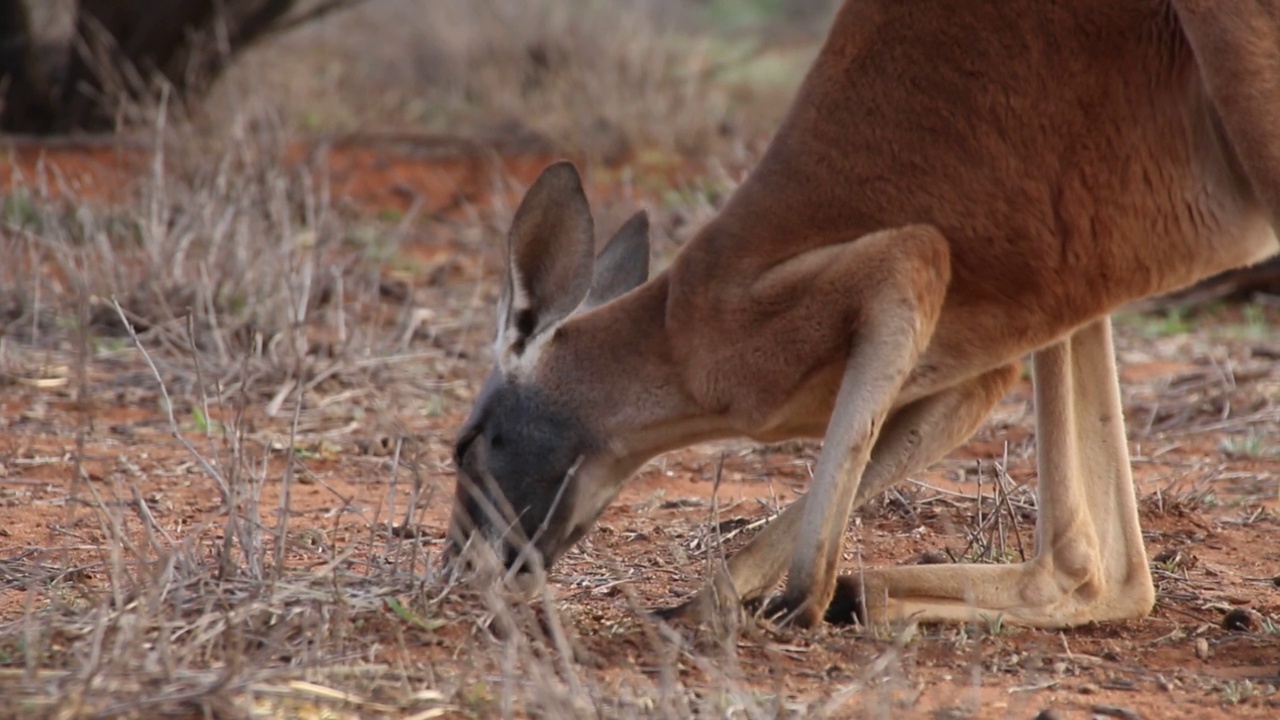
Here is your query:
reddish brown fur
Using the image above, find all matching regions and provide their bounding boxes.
[452,1,1280,630]
[554,0,1275,448]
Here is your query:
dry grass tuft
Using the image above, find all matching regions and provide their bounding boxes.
[210,0,816,163]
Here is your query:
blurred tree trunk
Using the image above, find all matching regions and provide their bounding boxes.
[55,0,219,132]
[0,0,56,131]
[0,0,358,134]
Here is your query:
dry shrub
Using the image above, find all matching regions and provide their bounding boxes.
[210,0,811,161]
[1,110,371,389]
[403,0,724,160]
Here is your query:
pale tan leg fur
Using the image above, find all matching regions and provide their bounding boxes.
[661,363,1019,624]
[856,318,1154,627]
[748,227,953,627]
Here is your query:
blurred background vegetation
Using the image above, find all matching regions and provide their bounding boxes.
[1,0,836,154]
[2,0,1276,297]
[0,0,846,355]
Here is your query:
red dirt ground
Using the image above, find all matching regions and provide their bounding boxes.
[1,133,700,218]
[2,138,1279,718]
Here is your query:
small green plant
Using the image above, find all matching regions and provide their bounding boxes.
[191,406,211,432]
[385,597,446,632]
[96,335,131,354]
[459,682,497,717]
[2,189,42,230]
[1220,433,1273,459]
[1196,491,1221,508]
[1221,679,1260,705]
[980,612,1008,636]
[301,110,326,132]
[189,406,224,435]
[1141,306,1194,337]
[424,394,446,417]
[1240,302,1269,338]
[0,638,20,665]
[1259,615,1280,635]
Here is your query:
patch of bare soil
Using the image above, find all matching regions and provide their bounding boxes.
[1,140,1279,719]
[2,132,704,217]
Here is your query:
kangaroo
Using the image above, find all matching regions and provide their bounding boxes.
[446,1,1280,629]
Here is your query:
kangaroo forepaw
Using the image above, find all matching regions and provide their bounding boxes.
[763,592,825,629]
[761,575,865,628]
[650,593,743,649]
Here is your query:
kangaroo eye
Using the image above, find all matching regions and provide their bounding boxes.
[490,433,506,450]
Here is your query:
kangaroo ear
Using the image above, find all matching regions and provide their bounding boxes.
[583,210,650,310]
[501,162,595,349]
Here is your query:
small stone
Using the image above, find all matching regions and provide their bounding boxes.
[1194,637,1211,660]
[1078,682,1100,695]
[1222,608,1262,633]
[1034,710,1068,720]
[917,550,949,565]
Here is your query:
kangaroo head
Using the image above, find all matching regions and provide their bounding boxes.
[447,161,653,576]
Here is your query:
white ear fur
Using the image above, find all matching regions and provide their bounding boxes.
[500,161,595,352]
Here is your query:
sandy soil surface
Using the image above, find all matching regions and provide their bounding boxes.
[2,138,1278,719]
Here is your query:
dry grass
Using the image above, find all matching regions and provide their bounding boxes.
[0,145,877,717]
[3,3,1280,719]
[0,103,1016,719]
[0,62,843,712]
[207,0,817,162]
[0,130,716,718]
[3,134,1279,715]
